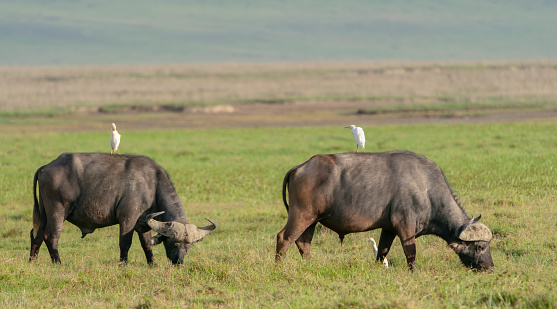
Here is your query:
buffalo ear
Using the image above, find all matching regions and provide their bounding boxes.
[448,242,463,253]
[150,234,165,246]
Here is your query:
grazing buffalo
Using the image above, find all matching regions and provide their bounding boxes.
[276,151,494,271]
[29,153,216,265]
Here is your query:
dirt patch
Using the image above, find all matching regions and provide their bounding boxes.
[3,101,557,134]
[3,61,557,132]
[97,104,236,114]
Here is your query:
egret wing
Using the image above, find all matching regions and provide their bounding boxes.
[357,128,365,148]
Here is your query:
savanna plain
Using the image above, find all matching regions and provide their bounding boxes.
[1,61,557,308]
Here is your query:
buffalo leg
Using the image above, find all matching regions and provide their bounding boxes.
[276,216,315,261]
[43,206,65,264]
[44,226,62,264]
[119,227,134,264]
[377,229,396,263]
[402,239,417,270]
[398,230,417,270]
[137,230,155,265]
[44,234,61,263]
[295,222,317,259]
[29,229,43,261]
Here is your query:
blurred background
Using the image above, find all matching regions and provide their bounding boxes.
[1,0,556,66]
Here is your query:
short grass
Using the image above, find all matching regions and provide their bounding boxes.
[1,122,556,308]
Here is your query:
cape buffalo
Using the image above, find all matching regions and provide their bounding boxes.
[29,153,216,265]
[276,151,494,271]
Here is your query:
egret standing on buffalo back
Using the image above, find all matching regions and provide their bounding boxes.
[345,125,365,152]
[110,123,121,155]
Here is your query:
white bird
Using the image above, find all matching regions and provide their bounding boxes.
[110,123,121,155]
[367,237,389,268]
[345,125,365,152]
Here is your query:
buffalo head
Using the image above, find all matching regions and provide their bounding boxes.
[146,211,217,265]
[449,215,494,271]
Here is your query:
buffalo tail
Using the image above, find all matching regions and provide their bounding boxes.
[32,166,46,239]
[282,165,301,212]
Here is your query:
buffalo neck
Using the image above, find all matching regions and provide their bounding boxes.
[425,201,471,244]
[155,173,187,224]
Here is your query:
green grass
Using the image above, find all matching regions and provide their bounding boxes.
[1,122,557,307]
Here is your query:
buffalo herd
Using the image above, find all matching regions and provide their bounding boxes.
[30,151,493,271]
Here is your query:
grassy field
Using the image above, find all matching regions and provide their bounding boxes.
[1,121,557,308]
[1,62,557,307]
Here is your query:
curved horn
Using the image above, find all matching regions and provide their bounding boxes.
[146,211,165,221]
[146,211,187,240]
[183,218,217,243]
[201,218,217,231]
[455,217,474,238]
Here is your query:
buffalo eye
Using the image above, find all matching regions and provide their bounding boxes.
[475,244,485,253]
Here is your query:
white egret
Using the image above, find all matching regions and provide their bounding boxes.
[110,123,121,155]
[345,125,365,152]
[367,237,389,268]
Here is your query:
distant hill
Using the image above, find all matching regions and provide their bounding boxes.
[1,0,556,66]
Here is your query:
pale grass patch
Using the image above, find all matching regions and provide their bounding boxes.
[2,61,557,115]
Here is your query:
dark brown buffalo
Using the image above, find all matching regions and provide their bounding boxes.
[276,151,494,271]
[29,153,216,265]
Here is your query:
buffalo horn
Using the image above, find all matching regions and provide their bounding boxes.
[183,218,217,243]
[147,211,217,243]
[456,214,492,242]
[146,211,187,240]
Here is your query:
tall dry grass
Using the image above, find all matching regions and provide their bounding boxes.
[2,61,557,114]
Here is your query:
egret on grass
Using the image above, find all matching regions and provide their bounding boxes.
[367,237,389,268]
[345,125,365,152]
[110,123,121,155]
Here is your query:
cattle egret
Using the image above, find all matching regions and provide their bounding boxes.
[110,123,121,155]
[345,125,365,152]
[367,237,389,268]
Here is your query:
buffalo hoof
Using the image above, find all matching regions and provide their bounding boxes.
[119,258,128,267]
